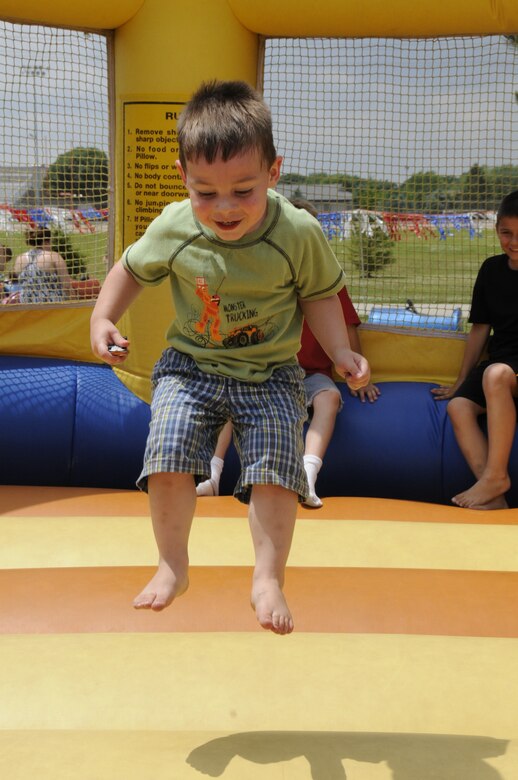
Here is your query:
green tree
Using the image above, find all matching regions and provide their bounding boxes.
[43,147,109,208]
[485,166,518,207]
[458,164,493,211]
[348,212,395,278]
[278,172,306,184]
[397,171,457,212]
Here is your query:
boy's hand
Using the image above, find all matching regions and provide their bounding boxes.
[91,318,130,363]
[430,382,460,401]
[334,348,371,391]
[349,381,381,403]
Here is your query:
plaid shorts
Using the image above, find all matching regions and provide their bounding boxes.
[137,348,309,503]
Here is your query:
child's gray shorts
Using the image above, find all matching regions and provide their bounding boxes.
[137,348,309,504]
[304,372,344,411]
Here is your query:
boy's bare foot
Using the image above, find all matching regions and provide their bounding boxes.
[133,559,189,611]
[452,474,510,510]
[251,578,294,635]
[478,495,509,510]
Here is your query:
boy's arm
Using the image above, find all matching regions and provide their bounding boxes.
[90,261,143,363]
[431,322,491,400]
[299,295,370,390]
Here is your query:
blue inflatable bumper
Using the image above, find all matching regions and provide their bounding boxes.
[1,355,516,506]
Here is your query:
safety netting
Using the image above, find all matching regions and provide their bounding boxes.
[263,36,518,331]
[0,21,110,306]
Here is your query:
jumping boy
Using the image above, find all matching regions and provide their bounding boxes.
[432,190,518,509]
[90,80,370,634]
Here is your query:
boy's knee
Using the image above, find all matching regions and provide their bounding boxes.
[482,363,516,391]
[313,388,341,413]
[148,472,195,489]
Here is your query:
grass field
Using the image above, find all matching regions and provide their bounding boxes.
[332,228,501,311]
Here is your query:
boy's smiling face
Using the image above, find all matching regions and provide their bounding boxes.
[496,216,518,269]
[176,149,282,241]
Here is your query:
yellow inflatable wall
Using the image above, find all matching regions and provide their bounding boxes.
[1,0,517,400]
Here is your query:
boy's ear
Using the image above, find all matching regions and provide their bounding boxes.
[268,156,283,187]
[175,160,187,185]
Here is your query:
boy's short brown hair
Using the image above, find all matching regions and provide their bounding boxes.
[497,190,518,224]
[177,80,277,170]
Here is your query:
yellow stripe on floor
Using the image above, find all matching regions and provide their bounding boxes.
[2,515,518,571]
[1,633,518,736]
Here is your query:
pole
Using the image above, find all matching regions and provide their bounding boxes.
[21,65,46,207]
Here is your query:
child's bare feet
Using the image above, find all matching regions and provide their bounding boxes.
[479,495,509,510]
[452,474,510,510]
[133,559,189,611]
[251,578,294,635]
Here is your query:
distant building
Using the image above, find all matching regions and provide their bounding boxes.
[275,182,353,212]
[0,164,47,208]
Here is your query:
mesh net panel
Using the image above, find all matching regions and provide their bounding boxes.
[264,36,518,331]
[0,21,109,306]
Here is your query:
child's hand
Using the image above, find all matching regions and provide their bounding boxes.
[334,349,371,391]
[91,318,130,363]
[430,383,457,401]
[349,381,381,403]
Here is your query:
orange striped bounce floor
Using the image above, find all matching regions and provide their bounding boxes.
[1,486,518,779]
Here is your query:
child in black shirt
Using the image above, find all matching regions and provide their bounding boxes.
[432,190,518,509]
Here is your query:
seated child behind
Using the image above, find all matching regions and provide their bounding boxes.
[198,197,380,507]
[431,189,518,510]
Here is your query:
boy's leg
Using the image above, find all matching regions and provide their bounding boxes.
[136,349,228,605]
[452,364,516,509]
[248,484,298,635]
[448,396,488,480]
[303,388,342,508]
[230,364,307,633]
[134,472,196,610]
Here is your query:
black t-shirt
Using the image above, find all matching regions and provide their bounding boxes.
[469,253,518,361]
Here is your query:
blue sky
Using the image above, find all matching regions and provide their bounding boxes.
[0,22,109,169]
[264,35,518,183]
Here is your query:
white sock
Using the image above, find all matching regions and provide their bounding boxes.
[303,455,323,507]
[196,455,224,497]
[210,456,224,482]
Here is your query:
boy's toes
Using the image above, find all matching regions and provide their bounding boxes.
[133,591,167,610]
[451,494,467,508]
[272,613,294,635]
[133,592,155,609]
[256,606,293,635]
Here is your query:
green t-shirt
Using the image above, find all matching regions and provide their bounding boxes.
[122,190,345,382]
